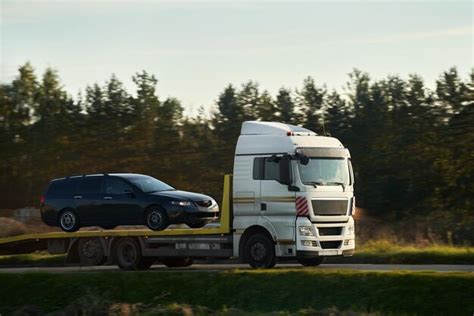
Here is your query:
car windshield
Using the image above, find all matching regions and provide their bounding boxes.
[298,158,350,186]
[129,176,175,193]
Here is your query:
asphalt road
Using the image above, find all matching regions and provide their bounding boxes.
[0,263,472,273]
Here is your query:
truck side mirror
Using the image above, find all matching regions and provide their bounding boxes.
[279,157,291,186]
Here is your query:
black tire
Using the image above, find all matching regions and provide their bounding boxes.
[244,233,276,269]
[100,225,117,230]
[297,257,325,267]
[114,237,149,270]
[77,238,106,266]
[58,209,80,232]
[161,257,194,268]
[145,207,169,231]
[186,221,207,229]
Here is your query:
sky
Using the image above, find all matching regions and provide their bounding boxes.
[1,0,473,115]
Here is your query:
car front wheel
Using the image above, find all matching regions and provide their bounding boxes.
[145,207,169,231]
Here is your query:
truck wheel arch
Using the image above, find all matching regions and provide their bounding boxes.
[238,225,275,263]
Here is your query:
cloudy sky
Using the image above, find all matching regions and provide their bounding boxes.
[1,0,472,115]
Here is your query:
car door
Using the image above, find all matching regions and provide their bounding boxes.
[102,176,141,224]
[74,175,104,225]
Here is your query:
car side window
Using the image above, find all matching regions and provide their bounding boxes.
[253,157,281,181]
[79,176,103,194]
[106,177,133,195]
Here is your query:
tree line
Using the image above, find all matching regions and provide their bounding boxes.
[1,63,472,243]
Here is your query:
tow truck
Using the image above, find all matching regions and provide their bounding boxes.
[0,121,355,269]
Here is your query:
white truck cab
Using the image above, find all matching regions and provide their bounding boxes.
[233,121,355,267]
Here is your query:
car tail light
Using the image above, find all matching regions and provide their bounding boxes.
[40,195,45,204]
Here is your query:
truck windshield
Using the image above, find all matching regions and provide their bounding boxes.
[298,158,350,186]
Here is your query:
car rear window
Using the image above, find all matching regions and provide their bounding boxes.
[47,178,80,195]
[78,176,103,194]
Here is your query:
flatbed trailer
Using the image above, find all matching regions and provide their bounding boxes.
[0,176,234,269]
[0,122,357,269]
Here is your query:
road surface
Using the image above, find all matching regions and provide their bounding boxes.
[0,263,472,273]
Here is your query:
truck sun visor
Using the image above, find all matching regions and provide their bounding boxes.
[296,147,348,158]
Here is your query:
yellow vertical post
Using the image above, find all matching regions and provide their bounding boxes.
[219,174,232,233]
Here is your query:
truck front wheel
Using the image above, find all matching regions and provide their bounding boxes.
[245,233,276,269]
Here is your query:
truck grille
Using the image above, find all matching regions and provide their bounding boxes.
[317,227,342,236]
[311,199,348,216]
[320,241,342,249]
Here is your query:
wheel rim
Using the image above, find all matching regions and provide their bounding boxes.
[82,239,101,259]
[60,211,76,230]
[147,210,163,229]
[250,242,267,262]
[121,243,137,264]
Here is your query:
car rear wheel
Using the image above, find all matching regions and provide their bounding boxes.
[58,209,80,232]
[161,257,194,268]
[297,257,325,267]
[245,233,276,269]
[115,237,150,270]
[145,207,169,231]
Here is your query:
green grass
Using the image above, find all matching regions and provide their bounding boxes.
[0,269,473,315]
[0,253,65,266]
[329,241,474,264]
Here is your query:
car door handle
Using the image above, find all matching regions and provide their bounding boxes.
[103,196,112,200]
[73,195,83,199]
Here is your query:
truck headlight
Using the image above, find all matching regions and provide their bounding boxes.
[299,226,315,236]
[171,200,192,206]
[346,225,355,235]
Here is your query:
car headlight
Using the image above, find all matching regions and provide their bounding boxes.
[346,225,355,235]
[171,200,192,206]
[298,226,315,236]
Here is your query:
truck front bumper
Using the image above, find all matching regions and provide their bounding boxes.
[296,216,355,257]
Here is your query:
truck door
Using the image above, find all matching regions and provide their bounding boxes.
[257,157,296,242]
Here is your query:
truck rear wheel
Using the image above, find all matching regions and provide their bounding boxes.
[297,257,325,267]
[245,233,276,269]
[78,238,105,266]
[115,237,150,270]
[161,257,194,268]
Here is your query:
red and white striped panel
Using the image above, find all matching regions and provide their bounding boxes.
[296,196,309,216]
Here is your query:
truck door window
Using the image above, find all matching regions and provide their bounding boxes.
[252,157,281,182]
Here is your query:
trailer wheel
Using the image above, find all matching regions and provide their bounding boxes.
[297,257,325,267]
[115,237,149,270]
[161,257,194,268]
[245,233,276,269]
[77,238,105,266]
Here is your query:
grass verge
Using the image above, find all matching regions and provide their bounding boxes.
[328,241,474,264]
[0,269,473,315]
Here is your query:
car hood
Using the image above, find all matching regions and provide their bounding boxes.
[149,190,212,202]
